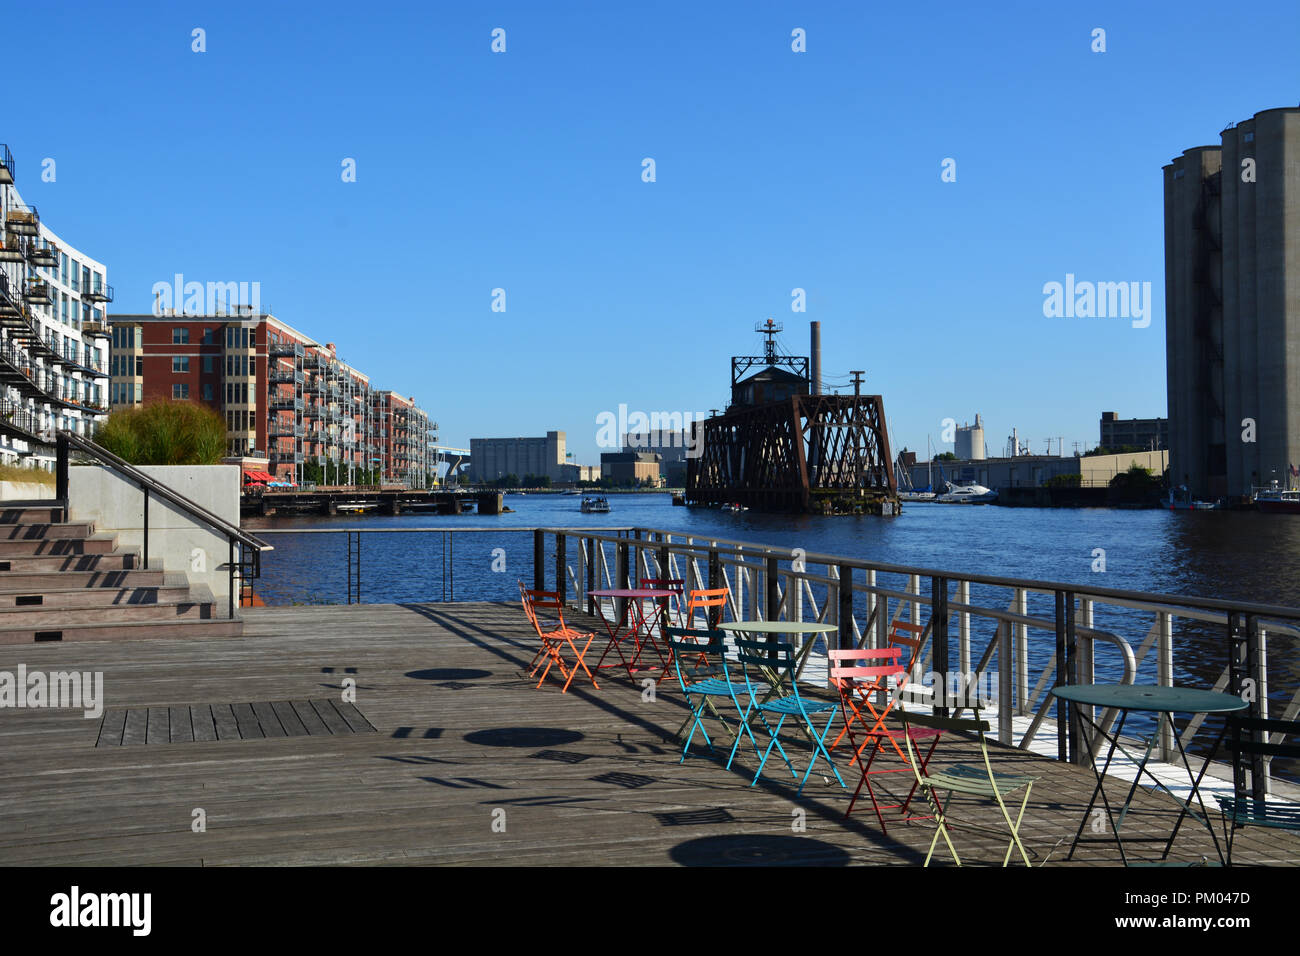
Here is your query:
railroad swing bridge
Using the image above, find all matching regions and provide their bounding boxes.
[685,320,898,514]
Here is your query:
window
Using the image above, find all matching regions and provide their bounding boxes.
[203,356,214,374]
[172,356,190,373]
[135,356,143,376]
[1244,131,1255,143]
[202,383,214,402]
[202,328,214,345]
[173,328,190,345]
[173,384,189,400]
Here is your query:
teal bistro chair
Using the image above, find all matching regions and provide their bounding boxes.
[664,626,755,762]
[728,635,846,794]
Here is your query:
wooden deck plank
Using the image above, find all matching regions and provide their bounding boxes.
[145,707,168,746]
[211,703,239,740]
[290,700,330,736]
[251,701,287,738]
[270,701,309,737]
[190,705,218,742]
[230,702,263,740]
[96,709,126,747]
[121,708,147,746]
[168,706,193,744]
[0,601,1293,867]
[309,699,353,736]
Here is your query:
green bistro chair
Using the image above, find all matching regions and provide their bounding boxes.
[728,635,846,794]
[664,626,755,762]
[896,708,1038,867]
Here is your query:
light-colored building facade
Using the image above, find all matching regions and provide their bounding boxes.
[1165,106,1300,497]
[0,142,110,468]
[470,431,567,483]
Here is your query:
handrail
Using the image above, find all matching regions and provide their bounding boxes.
[546,526,1300,625]
[56,430,272,619]
[56,430,271,553]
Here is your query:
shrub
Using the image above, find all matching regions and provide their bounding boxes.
[94,401,227,465]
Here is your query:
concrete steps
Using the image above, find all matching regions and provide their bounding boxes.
[0,504,242,643]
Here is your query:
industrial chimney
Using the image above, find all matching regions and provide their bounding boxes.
[810,321,822,396]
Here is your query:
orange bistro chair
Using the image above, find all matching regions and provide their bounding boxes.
[639,577,686,627]
[519,585,599,693]
[827,644,942,832]
[683,587,729,630]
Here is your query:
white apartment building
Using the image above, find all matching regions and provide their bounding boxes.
[0,142,110,469]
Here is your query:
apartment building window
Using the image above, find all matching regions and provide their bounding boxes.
[203,356,215,374]
[202,328,214,345]
[173,328,190,345]
[202,383,214,402]
[173,384,189,400]
[173,356,190,373]
[135,356,143,376]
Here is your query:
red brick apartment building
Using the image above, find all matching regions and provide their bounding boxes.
[108,310,436,486]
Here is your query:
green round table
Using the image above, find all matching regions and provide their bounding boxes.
[1052,682,1247,866]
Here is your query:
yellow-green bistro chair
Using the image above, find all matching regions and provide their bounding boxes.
[896,708,1038,867]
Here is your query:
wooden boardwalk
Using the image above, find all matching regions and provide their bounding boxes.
[0,601,1296,866]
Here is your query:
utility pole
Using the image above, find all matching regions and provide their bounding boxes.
[849,371,865,397]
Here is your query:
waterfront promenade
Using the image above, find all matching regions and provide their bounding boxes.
[1,601,1296,866]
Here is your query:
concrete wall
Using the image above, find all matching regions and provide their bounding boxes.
[0,481,55,500]
[1079,450,1169,486]
[68,464,240,614]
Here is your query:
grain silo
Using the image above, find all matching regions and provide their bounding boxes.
[955,414,986,460]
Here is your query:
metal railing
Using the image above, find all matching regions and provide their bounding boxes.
[247,524,1299,796]
[55,431,273,618]
[530,527,1300,799]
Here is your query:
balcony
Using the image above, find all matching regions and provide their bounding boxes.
[22,280,52,306]
[270,342,304,358]
[5,206,39,236]
[81,282,113,304]
[0,235,25,263]
[0,144,12,186]
[270,396,304,412]
[269,368,304,385]
[269,423,304,439]
[25,241,58,269]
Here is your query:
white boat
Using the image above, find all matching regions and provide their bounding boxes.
[580,496,611,513]
[898,491,936,502]
[934,482,998,504]
[724,502,749,512]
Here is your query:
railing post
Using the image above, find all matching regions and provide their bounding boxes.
[56,431,69,509]
[958,579,970,677]
[555,532,566,605]
[1246,614,1266,801]
[765,555,780,621]
[586,536,596,615]
[1257,625,1269,797]
[142,488,149,570]
[708,547,720,628]
[1055,589,1080,764]
[1227,611,1247,797]
[838,564,853,652]
[931,576,949,717]
[533,529,545,591]
[616,540,629,624]
[1015,587,1028,715]
[997,620,1013,745]
[1157,610,1173,761]
[229,539,236,620]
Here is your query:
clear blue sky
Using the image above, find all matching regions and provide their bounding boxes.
[5,1,1297,462]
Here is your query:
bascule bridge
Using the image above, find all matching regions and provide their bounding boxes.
[685,320,898,514]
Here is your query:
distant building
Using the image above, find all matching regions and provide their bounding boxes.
[954,414,986,460]
[470,431,567,483]
[1099,412,1167,451]
[623,429,690,484]
[601,451,662,485]
[908,451,1169,490]
[107,312,438,486]
[1165,107,1300,496]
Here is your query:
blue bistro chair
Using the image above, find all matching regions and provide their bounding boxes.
[664,626,756,762]
[728,635,846,793]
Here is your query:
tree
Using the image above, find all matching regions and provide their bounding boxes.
[934,452,958,461]
[94,400,226,465]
